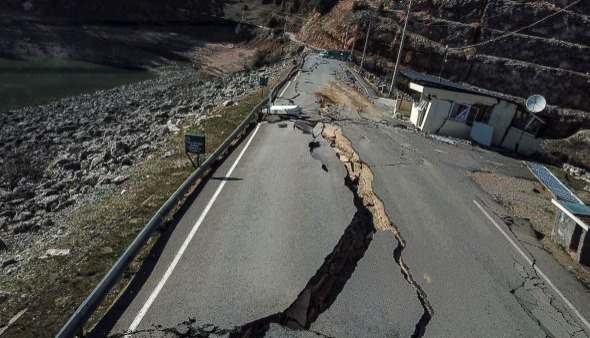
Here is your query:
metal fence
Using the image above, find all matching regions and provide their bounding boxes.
[56,58,303,338]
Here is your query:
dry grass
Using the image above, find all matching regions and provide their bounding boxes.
[319,81,383,119]
[0,67,291,338]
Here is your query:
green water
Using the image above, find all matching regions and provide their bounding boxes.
[0,58,155,111]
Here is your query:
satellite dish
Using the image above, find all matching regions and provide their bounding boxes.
[526,94,546,113]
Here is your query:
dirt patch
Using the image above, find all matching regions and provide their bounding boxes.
[322,123,433,336]
[322,124,389,231]
[190,43,256,76]
[318,81,384,119]
[471,171,590,289]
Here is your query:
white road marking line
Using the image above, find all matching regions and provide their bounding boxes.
[474,200,590,331]
[278,72,301,99]
[278,81,291,98]
[126,124,262,333]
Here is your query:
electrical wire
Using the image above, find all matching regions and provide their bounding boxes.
[448,0,581,50]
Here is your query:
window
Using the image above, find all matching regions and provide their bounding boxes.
[417,97,429,114]
[448,103,481,124]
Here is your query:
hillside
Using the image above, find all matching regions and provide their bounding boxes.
[224,0,590,166]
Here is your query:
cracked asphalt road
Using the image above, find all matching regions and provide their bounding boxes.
[94,56,590,338]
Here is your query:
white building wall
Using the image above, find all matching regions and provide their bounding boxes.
[488,101,517,146]
[421,99,452,133]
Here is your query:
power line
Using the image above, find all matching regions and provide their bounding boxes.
[448,0,581,50]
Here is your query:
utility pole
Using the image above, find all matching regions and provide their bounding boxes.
[359,18,372,73]
[438,45,449,83]
[350,19,359,61]
[343,23,350,50]
[388,0,413,97]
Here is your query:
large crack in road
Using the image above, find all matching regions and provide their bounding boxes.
[321,124,434,338]
[111,121,432,338]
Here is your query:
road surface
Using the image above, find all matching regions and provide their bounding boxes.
[93,56,590,338]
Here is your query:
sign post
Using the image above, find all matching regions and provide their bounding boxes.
[259,76,268,100]
[185,133,205,168]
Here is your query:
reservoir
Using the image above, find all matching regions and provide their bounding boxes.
[0,58,155,111]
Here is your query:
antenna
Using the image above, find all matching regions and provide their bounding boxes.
[526,94,546,113]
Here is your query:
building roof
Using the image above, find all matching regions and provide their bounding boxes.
[400,69,521,107]
[553,199,590,231]
[561,201,590,217]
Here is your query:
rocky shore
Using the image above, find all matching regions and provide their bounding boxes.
[0,61,288,278]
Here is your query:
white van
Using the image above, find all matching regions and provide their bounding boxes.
[269,105,301,117]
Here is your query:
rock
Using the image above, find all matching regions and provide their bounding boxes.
[41,248,70,258]
[0,210,16,218]
[112,175,130,185]
[52,199,75,212]
[111,141,130,156]
[0,238,7,251]
[37,195,60,211]
[97,176,112,186]
[0,292,9,303]
[174,324,189,335]
[41,218,54,227]
[120,157,133,166]
[1,257,17,269]
[62,161,81,171]
[14,211,33,222]
[54,296,71,307]
[222,100,234,107]
[11,221,39,234]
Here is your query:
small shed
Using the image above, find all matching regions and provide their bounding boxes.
[527,161,590,266]
[402,70,544,155]
[552,200,590,266]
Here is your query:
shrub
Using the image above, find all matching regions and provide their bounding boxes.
[267,16,284,28]
[252,48,269,68]
[313,0,338,14]
[378,1,386,15]
[352,1,369,11]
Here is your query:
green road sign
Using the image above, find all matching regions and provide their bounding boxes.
[259,76,269,86]
[185,133,205,154]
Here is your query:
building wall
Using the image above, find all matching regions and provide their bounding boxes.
[554,210,578,248]
[422,87,498,106]
[488,101,517,146]
[410,103,420,126]
[470,122,494,146]
[517,133,542,156]
[421,99,452,133]
[438,119,472,139]
[579,231,590,266]
[394,99,413,117]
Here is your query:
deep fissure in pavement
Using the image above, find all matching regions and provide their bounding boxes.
[279,187,376,330]
[115,122,432,338]
[322,124,434,338]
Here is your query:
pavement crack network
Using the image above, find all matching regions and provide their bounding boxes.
[115,122,433,338]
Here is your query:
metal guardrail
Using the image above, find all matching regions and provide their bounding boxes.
[56,59,303,338]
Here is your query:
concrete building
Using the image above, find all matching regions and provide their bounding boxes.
[552,200,590,266]
[402,70,544,155]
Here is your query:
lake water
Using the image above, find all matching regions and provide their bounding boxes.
[0,58,155,111]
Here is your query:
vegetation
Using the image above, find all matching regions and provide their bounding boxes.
[353,1,370,12]
[267,15,285,28]
[312,0,339,14]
